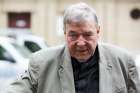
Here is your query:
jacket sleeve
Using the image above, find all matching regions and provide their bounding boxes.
[127,56,140,93]
[5,54,39,93]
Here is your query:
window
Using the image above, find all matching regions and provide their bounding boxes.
[8,12,31,28]
[0,46,15,63]
[24,41,41,53]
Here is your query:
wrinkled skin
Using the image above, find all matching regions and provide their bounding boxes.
[65,21,100,62]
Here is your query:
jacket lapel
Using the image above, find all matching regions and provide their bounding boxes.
[58,45,75,93]
[98,44,113,93]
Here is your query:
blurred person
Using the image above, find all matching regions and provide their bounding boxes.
[6,2,140,93]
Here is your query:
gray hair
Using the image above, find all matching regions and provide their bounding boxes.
[63,2,99,30]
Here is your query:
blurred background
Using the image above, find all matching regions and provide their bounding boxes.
[0,0,140,92]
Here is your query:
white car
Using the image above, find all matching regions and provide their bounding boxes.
[0,37,30,92]
[0,29,48,53]
[14,34,48,53]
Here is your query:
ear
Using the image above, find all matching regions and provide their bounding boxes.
[63,25,67,35]
[96,26,100,39]
[97,25,100,34]
[64,30,67,39]
[64,31,66,35]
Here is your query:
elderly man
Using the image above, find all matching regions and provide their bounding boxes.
[6,2,140,93]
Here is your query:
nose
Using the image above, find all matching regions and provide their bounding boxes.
[76,35,86,46]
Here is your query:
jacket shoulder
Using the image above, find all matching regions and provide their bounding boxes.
[99,43,134,59]
[32,45,65,59]
[28,45,65,82]
[30,44,65,66]
[99,43,135,71]
[99,43,136,74]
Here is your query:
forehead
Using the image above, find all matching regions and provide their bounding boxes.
[65,21,97,31]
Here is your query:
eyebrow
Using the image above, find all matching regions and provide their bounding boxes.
[69,30,94,34]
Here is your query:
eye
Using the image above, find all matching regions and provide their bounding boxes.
[68,31,78,40]
[69,32,78,37]
[83,32,94,37]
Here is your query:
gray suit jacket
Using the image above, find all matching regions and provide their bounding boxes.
[7,43,140,93]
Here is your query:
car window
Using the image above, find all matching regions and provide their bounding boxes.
[0,46,15,63]
[24,41,41,52]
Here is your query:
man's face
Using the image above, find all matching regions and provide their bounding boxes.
[65,21,100,62]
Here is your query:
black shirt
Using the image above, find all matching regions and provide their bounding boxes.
[71,48,99,93]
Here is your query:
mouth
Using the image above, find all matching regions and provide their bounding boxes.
[75,47,88,52]
[76,49,88,54]
[78,49,87,52]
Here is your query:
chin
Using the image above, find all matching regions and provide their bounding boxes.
[77,57,90,62]
[77,59,87,62]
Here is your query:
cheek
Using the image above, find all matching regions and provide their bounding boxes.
[87,39,98,48]
[66,38,75,48]
[66,37,71,45]
[67,37,71,43]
